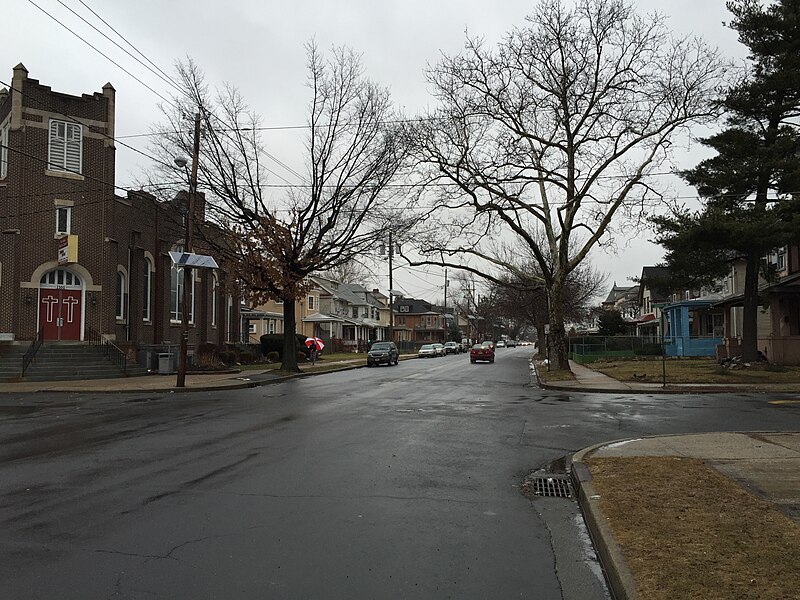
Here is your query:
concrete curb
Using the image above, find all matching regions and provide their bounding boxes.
[0,355,420,395]
[571,440,640,600]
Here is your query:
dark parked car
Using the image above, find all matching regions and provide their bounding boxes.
[470,343,495,363]
[367,341,399,367]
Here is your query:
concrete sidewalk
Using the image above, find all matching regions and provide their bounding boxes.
[571,432,800,599]
[0,357,371,394]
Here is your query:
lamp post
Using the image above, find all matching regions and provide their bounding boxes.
[175,113,201,388]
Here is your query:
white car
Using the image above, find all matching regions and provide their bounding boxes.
[496,340,506,348]
[432,343,445,356]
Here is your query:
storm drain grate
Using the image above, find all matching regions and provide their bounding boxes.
[527,476,573,498]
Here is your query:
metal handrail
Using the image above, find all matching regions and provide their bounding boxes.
[86,327,127,374]
[22,327,44,377]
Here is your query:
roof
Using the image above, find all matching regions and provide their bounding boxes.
[603,283,639,305]
[638,266,672,303]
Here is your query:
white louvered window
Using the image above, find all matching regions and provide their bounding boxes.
[48,120,82,174]
[0,118,9,178]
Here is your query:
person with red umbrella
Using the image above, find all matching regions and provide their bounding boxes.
[305,337,324,365]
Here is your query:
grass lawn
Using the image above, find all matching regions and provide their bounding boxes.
[588,356,800,384]
[586,456,800,600]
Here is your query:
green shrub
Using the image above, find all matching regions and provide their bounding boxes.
[238,351,254,364]
[266,351,280,363]
[260,333,310,359]
[297,351,307,362]
[197,342,218,356]
[218,350,237,365]
[634,343,663,356]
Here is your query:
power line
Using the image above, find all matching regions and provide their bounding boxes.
[54,0,184,96]
[25,0,179,110]
[0,78,174,170]
[76,0,181,93]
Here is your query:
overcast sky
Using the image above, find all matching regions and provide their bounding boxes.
[6,0,748,302]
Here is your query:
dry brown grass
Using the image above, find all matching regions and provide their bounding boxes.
[585,456,800,600]
[589,357,800,384]
[534,359,577,382]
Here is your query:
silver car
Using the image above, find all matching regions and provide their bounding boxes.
[418,344,437,358]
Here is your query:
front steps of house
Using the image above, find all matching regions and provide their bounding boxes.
[0,343,149,383]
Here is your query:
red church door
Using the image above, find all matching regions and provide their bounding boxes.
[38,269,84,341]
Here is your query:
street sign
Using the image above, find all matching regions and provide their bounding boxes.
[168,252,219,269]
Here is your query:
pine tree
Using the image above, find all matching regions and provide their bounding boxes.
[653,0,800,361]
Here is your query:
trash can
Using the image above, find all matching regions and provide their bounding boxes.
[158,353,172,375]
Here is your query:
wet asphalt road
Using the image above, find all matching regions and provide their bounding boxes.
[2,348,800,599]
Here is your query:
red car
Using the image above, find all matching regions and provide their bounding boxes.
[470,343,495,363]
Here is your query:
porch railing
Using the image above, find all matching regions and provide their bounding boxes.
[22,326,44,377]
[86,327,127,373]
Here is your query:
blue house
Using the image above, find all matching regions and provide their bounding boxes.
[661,298,724,357]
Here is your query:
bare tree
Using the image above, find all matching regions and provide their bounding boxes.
[405,0,725,369]
[147,43,406,371]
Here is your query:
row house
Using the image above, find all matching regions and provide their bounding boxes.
[630,246,799,363]
[0,64,239,369]
[393,297,448,345]
[248,277,391,352]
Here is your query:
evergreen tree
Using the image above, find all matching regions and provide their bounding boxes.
[653,0,800,361]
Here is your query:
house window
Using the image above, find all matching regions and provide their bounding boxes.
[56,207,71,235]
[170,247,194,322]
[352,307,358,318]
[248,323,257,334]
[211,273,218,327]
[48,120,82,174]
[269,320,275,334]
[308,295,315,310]
[142,257,152,321]
[0,118,9,179]
[115,271,126,320]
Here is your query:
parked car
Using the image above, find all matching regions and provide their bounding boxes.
[506,340,517,348]
[470,343,495,363]
[432,343,445,356]
[418,344,437,358]
[443,341,460,354]
[496,340,506,348]
[367,341,399,367]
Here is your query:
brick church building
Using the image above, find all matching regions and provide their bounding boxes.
[0,64,240,366]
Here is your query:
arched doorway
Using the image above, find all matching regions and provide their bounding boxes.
[39,268,84,341]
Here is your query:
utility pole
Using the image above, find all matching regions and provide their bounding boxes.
[443,267,448,341]
[176,113,201,388]
[388,229,394,343]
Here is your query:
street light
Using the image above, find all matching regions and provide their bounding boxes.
[174,113,201,388]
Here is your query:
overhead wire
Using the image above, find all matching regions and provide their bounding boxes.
[54,0,184,96]
[24,0,180,111]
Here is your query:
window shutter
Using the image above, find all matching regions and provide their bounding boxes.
[65,124,82,173]
[49,121,66,170]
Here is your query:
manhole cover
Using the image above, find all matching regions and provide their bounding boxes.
[524,476,573,498]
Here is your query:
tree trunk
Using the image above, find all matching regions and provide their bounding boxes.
[741,252,761,362]
[547,286,570,371]
[281,298,300,372]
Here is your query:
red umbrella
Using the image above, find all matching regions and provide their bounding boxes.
[305,337,325,351]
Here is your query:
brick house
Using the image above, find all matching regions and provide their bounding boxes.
[0,64,238,367]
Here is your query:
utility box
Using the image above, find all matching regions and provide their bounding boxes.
[158,353,172,375]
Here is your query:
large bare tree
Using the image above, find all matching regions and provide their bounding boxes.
[405,0,726,369]
[147,43,406,371]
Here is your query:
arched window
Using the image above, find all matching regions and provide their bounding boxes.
[115,271,126,319]
[142,257,152,321]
